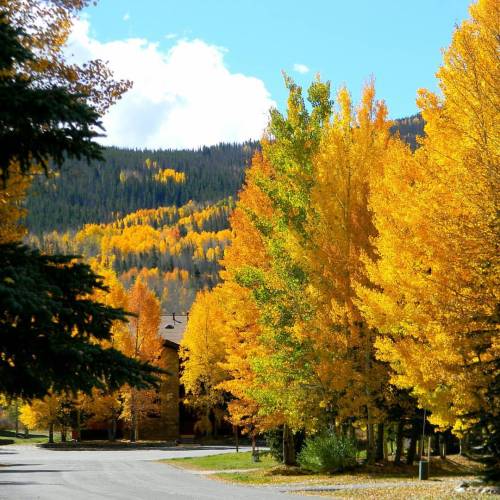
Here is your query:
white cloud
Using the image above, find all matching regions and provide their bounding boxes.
[164,33,177,40]
[65,19,275,149]
[122,13,130,21]
[293,63,309,74]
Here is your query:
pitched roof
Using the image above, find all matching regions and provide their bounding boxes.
[159,313,188,348]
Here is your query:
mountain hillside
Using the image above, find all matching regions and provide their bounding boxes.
[26,142,256,234]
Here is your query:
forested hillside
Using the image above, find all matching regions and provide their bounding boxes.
[26,142,256,233]
[389,114,424,150]
[27,199,233,312]
[26,117,423,235]
[25,116,424,313]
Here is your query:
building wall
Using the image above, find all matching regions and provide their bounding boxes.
[160,345,180,439]
[139,345,180,440]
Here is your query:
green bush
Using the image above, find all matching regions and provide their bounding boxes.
[298,432,357,473]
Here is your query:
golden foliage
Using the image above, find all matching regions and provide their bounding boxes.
[154,168,186,185]
[359,0,499,429]
[0,163,30,243]
[297,82,392,423]
[180,289,227,413]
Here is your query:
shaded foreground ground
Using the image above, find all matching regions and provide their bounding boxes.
[166,451,492,499]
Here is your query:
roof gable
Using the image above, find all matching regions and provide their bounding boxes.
[159,313,188,347]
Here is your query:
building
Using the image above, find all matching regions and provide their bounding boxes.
[139,313,191,440]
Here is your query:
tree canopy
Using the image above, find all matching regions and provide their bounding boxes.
[0,12,102,184]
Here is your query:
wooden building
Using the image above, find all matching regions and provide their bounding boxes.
[139,313,190,440]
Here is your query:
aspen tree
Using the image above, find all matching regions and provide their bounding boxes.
[300,83,393,461]
[359,0,499,438]
[120,279,162,441]
[179,289,228,436]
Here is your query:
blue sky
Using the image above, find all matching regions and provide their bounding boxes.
[72,0,472,149]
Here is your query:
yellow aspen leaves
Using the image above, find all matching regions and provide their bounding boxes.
[359,0,499,430]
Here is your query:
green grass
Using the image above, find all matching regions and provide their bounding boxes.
[0,429,60,445]
[161,451,278,470]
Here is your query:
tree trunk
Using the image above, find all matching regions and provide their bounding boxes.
[24,427,29,439]
[375,423,384,461]
[234,425,239,453]
[213,411,218,439]
[283,424,296,466]
[48,423,54,444]
[76,409,81,441]
[61,427,67,442]
[111,418,117,441]
[366,422,375,464]
[364,329,375,465]
[460,432,470,456]
[383,426,389,461]
[130,391,137,442]
[418,434,424,459]
[349,422,355,441]
[439,433,447,459]
[394,420,404,465]
[389,423,395,455]
[252,432,260,462]
[406,419,419,465]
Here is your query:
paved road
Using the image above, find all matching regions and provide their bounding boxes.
[0,445,308,499]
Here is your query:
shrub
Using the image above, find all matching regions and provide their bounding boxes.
[298,432,357,473]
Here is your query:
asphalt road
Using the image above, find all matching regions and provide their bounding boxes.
[0,445,308,499]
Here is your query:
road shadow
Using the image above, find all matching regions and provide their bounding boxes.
[0,463,42,468]
[42,444,240,452]
[0,450,18,455]
[0,469,70,474]
[0,481,41,486]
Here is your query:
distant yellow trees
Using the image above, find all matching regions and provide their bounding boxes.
[121,159,186,185]
[26,199,233,314]
[65,201,232,259]
[154,168,186,184]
